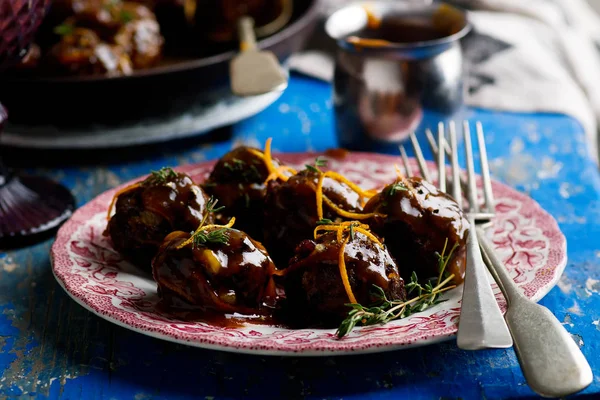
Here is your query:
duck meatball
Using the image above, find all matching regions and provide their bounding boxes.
[114,18,163,69]
[105,168,212,271]
[281,228,406,326]
[263,168,366,265]
[47,27,133,76]
[203,146,285,241]
[152,228,281,314]
[71,0,157,39]
[363,177,469,284]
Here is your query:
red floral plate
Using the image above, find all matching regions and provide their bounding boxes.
[50,152,567,356]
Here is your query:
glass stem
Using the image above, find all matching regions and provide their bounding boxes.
[0,156,12,187]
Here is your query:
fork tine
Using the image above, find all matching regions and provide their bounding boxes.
[449,123,462,209]
[463,121,479,213]
[476,122,494,214]
[399,145,413,177]
[426,128,439,157]
[437,123,446,192]
[409,131,432,182]
[443,121,454,156]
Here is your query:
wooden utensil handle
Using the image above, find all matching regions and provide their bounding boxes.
[238,16,257,51]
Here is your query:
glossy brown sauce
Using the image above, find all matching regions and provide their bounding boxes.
[155,299,283,328]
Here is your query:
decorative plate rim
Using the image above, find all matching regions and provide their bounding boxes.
[50,152,568,356]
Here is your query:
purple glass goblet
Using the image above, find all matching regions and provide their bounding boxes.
[0,0,75,249]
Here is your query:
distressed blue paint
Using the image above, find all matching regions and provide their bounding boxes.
[0,75,599,399]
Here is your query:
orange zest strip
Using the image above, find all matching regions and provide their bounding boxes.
[394,164,404,179]
[263,138,277,175]
[315,172,326,220]
[338,236,357,303]
[278,165,297,175]
[106,182,141,220]
[313,221,371,239]
[264,171,280,183]
[354,227,384,248]
[250,139,297,183]
[322,196,384,220]
[313,169,380,221]
[314,222,383,249]
[247,149,265,159]
[264,165,297,184]
[175,217,236,250]
[323,171,375,199]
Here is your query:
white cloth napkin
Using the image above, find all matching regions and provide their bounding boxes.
[288,0,600,162]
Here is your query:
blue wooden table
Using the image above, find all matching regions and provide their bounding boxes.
[1,75,599,399]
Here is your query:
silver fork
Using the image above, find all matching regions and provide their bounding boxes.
[400,123,512,350]
[408,122,593,398]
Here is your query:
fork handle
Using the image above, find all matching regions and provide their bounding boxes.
[477,228,593,398]
[456,218,513,350]
[238,16,257,52]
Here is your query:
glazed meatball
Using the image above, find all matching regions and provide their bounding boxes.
[203,146,284,241]
[47,27,133,76]
[71,0,157,39]
[114,18,163,69]
[152,228,281,314]
[281,230,406,326]
[45,0,163,75]
[263,169,363,266]
[105,169,212,271]
[364,177,469,284]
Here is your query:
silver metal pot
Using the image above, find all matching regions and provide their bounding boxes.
[325,1,471,152]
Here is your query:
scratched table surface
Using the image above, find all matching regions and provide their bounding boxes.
[1,75,599,399]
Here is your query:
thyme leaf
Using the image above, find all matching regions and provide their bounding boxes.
[316,218,334,225]
[54,24,74,36]
[305,157,328,173]
[385,182,408,197]
[120,10,134,23]
[223,158,262,182]
[186,196,230,249]
[144,167,178,186]
[191,227,230,248]
[349,222,356,240]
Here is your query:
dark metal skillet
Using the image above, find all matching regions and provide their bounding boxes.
[0,0,320,129]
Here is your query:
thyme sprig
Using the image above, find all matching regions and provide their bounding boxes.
[223,158,262,182]
[385,181,408,197]
[144,167,178,186]
[191,227,230,247]
[54,24,74,36]
[120,10,134,23]
[176,197,233,250]
[305,157,328,173]
[336,238,459,338]
[316,218,334,225]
